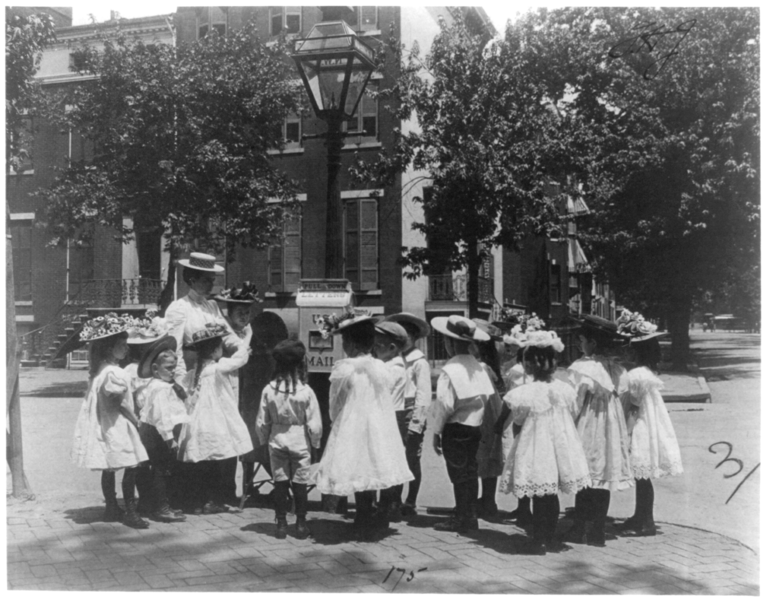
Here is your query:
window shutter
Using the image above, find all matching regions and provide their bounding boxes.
[284,217,301,291]
[360,199,378,290]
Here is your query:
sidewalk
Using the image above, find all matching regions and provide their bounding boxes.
[7,498,760,594]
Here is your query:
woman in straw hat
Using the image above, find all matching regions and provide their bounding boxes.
[311,311,413,538]
[499,322,591,555]
[430,315,496,533]
[71,313,150,529]
[565,314,633,547]
[615,310,683,537]
[165,252,242,380]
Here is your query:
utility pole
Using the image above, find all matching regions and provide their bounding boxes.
[6,205,33,499]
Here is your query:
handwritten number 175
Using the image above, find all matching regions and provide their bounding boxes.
[708,442,760,504]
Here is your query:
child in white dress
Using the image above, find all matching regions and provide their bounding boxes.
[256,340,322,540]
[616,311,683,536]
[71,313,149,529]
[311,313,413,538]
[178,323,253,514]
[565,315,633,547]
[500,328,591,554]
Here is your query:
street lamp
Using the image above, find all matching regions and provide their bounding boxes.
[292,20,376,279]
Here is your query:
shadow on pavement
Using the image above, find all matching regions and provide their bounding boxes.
[63,505,109,525]
[21,381,88,398]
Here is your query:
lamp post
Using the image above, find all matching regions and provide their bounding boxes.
[291,20,376,278]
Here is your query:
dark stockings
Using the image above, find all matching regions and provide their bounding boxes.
[481,477,497,502]
[532,494,560,543]
[121,467,139,502]
[101,471,117,504]
[635,478,655,524]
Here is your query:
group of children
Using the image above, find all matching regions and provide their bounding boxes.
[72,295,682,554]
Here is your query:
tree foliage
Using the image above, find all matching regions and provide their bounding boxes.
[35,20,303,263]
[357,8,758,364]
[5,8,56,172]
[513,8,759,366]
[352,14,568,315]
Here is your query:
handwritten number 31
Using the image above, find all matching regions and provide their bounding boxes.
[708,442,760,504]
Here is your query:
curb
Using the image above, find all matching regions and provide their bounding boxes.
[661,360,712,403]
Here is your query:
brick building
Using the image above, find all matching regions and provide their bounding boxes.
[8,5,614,366]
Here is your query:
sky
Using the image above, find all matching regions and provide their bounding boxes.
[68,2,534,29]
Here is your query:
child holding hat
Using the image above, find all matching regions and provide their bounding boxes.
[136,334,189,523]
[178,323,254,514]
[215,282,261,506]
[499,320,591,554]
[256,340,321,540]
[430,315,496,533]
[71,313,150,529]
[311,311,413,538]
[616,310,683,536]
[373,320,410,522]
[384,313,432,517]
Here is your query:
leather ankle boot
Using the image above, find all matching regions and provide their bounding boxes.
[123,499,149,529]
[295,516,311,540]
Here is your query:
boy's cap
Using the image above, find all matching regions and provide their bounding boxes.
[272,339,306,366]
[374,321,408,346]
[138,335,177,379]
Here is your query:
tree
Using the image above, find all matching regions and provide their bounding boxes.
[5,8,55,500]
[34,21,303,311]
[352,14,565,318]
[513,8,759,368]
[5,7,55,172]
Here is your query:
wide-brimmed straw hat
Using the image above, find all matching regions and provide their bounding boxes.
[214,281,262,305]
[574,313,627,341]
[79,313,132,342]
[138,335,178,378]
[177,252,224,273]
[384,312,430,339]
[472,318,503,342]
[317,309,377,338]
[616,309,667,343]
[188,323,228,346]
[127,310,170,345]
[430,315,490,342]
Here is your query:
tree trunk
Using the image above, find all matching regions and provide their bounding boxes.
[6,203,33,499]
[159,239,177,316]
[667,294,692,371]
[466,239,480,319]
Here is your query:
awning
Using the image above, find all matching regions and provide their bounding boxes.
[568,238,590,272]
[566,195,590,216]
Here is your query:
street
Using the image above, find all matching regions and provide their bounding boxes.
[6,330,761,593]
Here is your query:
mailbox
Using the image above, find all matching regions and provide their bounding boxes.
[296,279,354,373]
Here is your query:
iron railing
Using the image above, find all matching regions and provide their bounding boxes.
[428,274,494,304]
[19,278,165,366]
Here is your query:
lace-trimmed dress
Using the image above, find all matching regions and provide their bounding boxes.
[71,365,148,471]
[568,356,634,491]
[623,367,684,479]
[177,343,254,463]
[499,380,591,497]
[312,355,414,496]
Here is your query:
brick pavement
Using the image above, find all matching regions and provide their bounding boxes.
[7,499,759,594]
